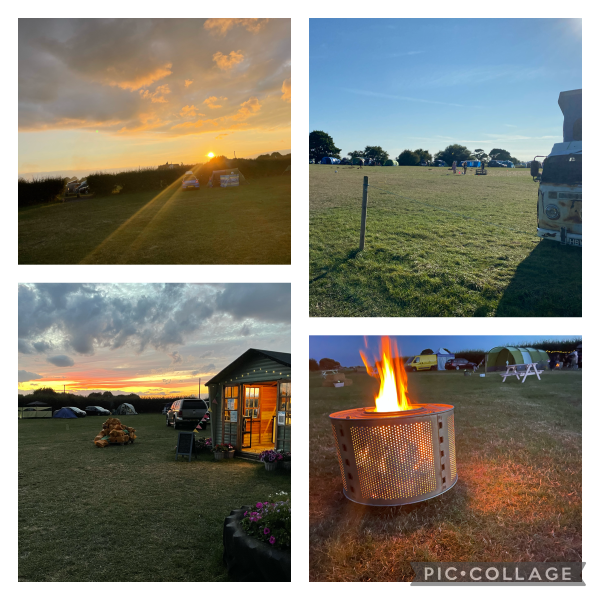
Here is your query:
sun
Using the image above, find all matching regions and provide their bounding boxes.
[207,152,215,158]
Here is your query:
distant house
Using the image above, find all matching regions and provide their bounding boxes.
[158,162,183,170]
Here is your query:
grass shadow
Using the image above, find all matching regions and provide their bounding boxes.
[495,240,581,316]
[309,249,360,284]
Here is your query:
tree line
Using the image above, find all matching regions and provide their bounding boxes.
[309,130,520,166]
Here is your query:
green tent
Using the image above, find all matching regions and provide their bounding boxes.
[485,347,549,372]
[384,160,399,166]
[351,157,364,165]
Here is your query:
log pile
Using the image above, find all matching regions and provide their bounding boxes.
[93,417,137,447]
[322,372,353,387]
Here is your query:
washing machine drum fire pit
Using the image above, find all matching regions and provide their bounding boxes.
[330,404,457,506]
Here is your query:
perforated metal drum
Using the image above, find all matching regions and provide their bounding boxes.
[329,404,457,506]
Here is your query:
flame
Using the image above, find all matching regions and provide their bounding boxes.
[360,336,411,412]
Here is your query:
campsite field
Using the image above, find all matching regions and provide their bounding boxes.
[19,176,290,264]
[309,369,582,581]
[309,165,581,317]
[18,414,290,582]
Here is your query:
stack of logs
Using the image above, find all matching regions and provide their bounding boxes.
[94,417,137,447]
[322,372,353,387]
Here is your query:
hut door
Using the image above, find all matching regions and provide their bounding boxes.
[243,386,260,447]
[223,385,240,447]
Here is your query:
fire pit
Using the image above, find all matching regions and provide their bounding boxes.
[329,338,457,506]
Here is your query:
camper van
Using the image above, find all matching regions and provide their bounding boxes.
[534,89,582,246]
[404,354,438,372]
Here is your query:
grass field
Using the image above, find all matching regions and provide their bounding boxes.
[309,370,582,581]
[19,176,290,264]
[309,165,581,317]
[18,414,290,581]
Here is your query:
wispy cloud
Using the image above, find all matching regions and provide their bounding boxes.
[415,66,547,89]
[389,50,425,58]
[504,124,517,128]
[341,87,479,108]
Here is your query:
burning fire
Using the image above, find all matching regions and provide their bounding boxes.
[360,337,411,412]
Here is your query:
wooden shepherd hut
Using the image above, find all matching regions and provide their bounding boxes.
[206,349,291,458]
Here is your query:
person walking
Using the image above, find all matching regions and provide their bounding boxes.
[452,160,457,174]
[463,161,468,175]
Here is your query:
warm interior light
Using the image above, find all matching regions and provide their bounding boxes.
[360,337,411,412]
[207,152,215,158]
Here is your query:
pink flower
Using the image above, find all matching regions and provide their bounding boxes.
[244,511,248,517]
[263,527,270,535]
[269,536,276,545]
[256,502,263,509]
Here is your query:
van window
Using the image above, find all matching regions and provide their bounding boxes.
[541,154,582,185]
[182,400,206,410]
[414,357,420,363]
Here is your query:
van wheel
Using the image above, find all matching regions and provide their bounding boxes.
[412,367,417,372]
[456,366,460,370]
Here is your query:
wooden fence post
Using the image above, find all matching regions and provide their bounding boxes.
[359,175,369,250]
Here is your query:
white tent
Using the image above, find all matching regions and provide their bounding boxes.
[435,348,455,370]
[117,403,138,415]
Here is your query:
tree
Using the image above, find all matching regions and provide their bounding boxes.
[397,150,420,166]
[319,357,341,370]
[103,391,114,397]
[33,386,57,396]
[434,144,472,165]
[347,150,364,159]
[472,148,489,162]
[364,145,389,165]
[413,148,432,164]
[309,130,341,163]
[309,358,320,371]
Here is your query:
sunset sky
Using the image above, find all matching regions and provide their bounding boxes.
[18,283,291,397]
[18,18,291,177]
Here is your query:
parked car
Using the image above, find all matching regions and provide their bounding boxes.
[85,405,110,416]
[65,180,80,195]
[64,406,87,417]
[76,181,90,195]
[340,158,351,165]
[445,358,477,371]
[182,171,200,190]
[488,160,506,168]
[167,398,208,429]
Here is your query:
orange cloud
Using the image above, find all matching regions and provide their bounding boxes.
[110,63,173,91]
[139,84,171,104]
[281,78,291,102]
[212,50,244,71]
[204,18,268,36]
[203,96,227,109]
[179,105,204,117]
[231,97,262,121]
[215,133,228,140]
[184,79,193,88]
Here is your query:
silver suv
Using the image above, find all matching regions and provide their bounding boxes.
[166,399,208,429]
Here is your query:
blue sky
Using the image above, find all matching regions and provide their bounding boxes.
[309,18,582,161]
[310,336,580,366]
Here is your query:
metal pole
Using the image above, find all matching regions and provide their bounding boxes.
[359,175,369,250]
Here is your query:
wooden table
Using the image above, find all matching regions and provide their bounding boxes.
[500,364,543,383]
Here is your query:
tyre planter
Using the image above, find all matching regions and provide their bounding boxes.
[264,461,278,471]
[214,451,224,461]
[223,507,290,582]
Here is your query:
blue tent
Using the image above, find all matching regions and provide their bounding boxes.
[321,157,340,164]
[53,407,77,419]
[465,160,481,168]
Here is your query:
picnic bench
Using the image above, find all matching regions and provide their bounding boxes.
[500,363,543,383]
[475,168,487,175]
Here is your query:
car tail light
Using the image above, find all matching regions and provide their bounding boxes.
[178,410,183,417]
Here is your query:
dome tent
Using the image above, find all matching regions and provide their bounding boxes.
[485,347,549,372]
[384,159,399,166]
[351,157,364,165]
[53,407,77,419]
[321,157,340,165]
[117,403,138,415]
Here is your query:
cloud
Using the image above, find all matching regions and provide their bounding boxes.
[112,64,173,91]
[169,351,183,365]
[191,363,217,376]
[204,19,268,36]
[215,133,228,140]
[216,283,290,323]
[232,97,262,121]
[139,84,171,104]
[179,105,203,117]
[281,78,291,103]
[184,79,193,88]
[212,50,244,71]
[203,96,227,109]
[341,87,475,108]
[47,354,75,367]
[19,370,43,383]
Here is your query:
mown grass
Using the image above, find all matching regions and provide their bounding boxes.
[309,165,581,316]
[309,370,582,581]
[19,414,290,581]
[19,176,290,264]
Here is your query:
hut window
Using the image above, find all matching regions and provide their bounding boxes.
[280,382,291,425]
[224,386,239,422]
[244,387,260,419]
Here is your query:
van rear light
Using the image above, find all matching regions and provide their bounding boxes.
[178,410,183,417]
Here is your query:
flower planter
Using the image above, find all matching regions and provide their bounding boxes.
[282,461,291,471]
[223,507,291,582]
[264,461,278,471]
[225,449,235,459]
[214,451,224,461]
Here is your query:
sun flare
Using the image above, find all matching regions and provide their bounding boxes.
[207,152,215,158]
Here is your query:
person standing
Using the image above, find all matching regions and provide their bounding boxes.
[463,161,468,174]
[452,160,457,174]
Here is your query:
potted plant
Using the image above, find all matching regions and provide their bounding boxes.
[214,443,228,460]
[280,451,291,471]
[259,449,283,471]
[225,443,235,459]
